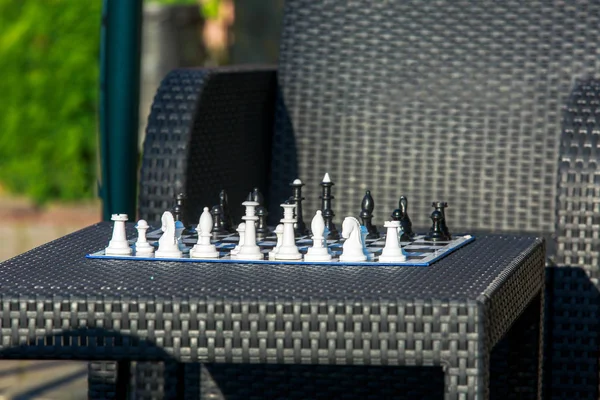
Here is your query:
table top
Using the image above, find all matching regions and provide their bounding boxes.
[0,222,545,364]
[0,222,543,302]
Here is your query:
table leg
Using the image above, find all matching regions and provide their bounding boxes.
[88,360,130,399]
[489,293,543,400]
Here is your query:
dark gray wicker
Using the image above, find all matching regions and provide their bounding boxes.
[547,78,600,400]
[134,1,600,397]
[0,223,544,400]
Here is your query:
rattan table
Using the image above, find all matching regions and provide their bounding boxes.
[0,223,545,399]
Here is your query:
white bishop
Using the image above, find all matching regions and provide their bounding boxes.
[304,210,332,262]
[190,207,219,258]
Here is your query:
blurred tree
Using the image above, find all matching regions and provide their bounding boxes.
[0,0,101,203]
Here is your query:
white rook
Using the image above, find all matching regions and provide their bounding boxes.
[379,220,406,263]
[105,214,132,256]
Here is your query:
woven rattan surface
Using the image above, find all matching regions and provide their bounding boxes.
[139,66,276,225]
[0,224,544,399]
[548,78,600,399]
[1,224,541,305]
[268,0,600,235]
[556,78,600,279]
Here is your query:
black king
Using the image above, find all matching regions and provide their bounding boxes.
[320,172,339,239]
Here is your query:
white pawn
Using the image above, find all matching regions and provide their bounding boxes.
[379,221,407,263]
[190,207,219,258]
[237,200,263,260]
[339,217,367,262]
[175,221,189,254]
[268,224,284,260]
[230,222,246,258]
[105,214,132,256]
[134,219,154,257]
[304,211,332,262]
[155,211,183,258]
[275,202,302,261]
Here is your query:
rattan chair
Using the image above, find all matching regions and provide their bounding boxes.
[90,1,600,398]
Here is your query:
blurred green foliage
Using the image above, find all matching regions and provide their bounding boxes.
[146,0,197,4]
[146,0,221,20]
[0,0,101,203]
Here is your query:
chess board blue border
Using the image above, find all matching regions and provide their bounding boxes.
[87,229,476,267]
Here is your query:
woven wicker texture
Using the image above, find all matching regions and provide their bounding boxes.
[548,78,600,399]
[269,0,600,234]
[139,67,276,224]
[545,267,600,400]
[556,78,600,279]
[0,224,544,399]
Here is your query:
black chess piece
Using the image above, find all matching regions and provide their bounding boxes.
[256,206,270,239]
[432,201,451,240]
[392,207,411,242]
[251,187,265,205]
[219,190,234,233]
[172,193,186,224]
[290,179,308,236]
[399,196,415,239]
[210,205,227,235]
[320,174,339,239]
[172,193,194,235]
[425,210,450,241]
[360,190,379,239]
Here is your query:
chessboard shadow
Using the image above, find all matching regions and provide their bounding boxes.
[543,266,600,399]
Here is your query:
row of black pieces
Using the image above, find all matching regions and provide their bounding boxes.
[172,188,273,239]
[359,192,451,242]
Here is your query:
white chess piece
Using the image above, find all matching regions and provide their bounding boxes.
[339,217,367,262]
[237,201,264,260]
[190,207,219,258]
[134,219,154,257]
[275,202,302,261]
[379,221,406,263]
[230,222,245,258]
[268,224,284,260]
[175,221,189,254]
[105,214,132,256]
[155,211,183,258]
[304,210,332,262]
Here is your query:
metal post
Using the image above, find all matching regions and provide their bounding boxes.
[99,0,143,220]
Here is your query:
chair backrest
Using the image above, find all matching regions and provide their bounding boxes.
[556,78,600,275]
[269,0,600,235]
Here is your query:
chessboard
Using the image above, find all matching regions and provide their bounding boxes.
[87,227,475,267]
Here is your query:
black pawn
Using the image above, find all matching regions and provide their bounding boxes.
[172,193,186,225]
[425,210,450,241]
[256,206,270,239]
[219,190,234,233]
[172,193,194,235]
[391,208,402,221]
[210,205,227,235]
[398,196,415,239]
[432,201,451,240]
[360,190,379,239]
[251,187,265,206]
[320,174,339,240]
[290,179,308,236]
